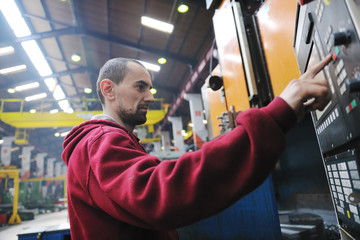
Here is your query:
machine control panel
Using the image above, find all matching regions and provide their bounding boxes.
[294,0,360,239]
[295,0,360,153]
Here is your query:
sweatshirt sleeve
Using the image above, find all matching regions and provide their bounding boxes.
[88,97,297,230]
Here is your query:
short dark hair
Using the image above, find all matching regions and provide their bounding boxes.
[96,58,146,105]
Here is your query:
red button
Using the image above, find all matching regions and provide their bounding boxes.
[332,52,337,61]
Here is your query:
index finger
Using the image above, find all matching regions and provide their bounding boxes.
[306,54,332,78]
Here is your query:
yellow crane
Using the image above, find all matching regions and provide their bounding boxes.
[0,98,169,144]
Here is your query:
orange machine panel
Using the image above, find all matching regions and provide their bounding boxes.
[256,0,300,97]
[212,0,250,112]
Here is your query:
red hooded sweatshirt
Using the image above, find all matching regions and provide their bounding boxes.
[62,97,296,240]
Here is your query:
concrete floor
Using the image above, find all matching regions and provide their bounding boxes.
[0,209,69,240]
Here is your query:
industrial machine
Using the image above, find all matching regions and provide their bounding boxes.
[294,0,360,239]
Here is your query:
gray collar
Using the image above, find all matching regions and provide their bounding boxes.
[91,114,119,125]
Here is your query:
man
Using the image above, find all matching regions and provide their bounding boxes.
[62,55,332,240]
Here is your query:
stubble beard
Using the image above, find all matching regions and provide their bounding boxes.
[120,108,147,127]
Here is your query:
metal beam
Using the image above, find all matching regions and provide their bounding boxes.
[0,27,197,66]
[22,13,74,28]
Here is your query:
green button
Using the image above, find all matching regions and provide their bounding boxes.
[335,47,340,56]
[352,99,357,108]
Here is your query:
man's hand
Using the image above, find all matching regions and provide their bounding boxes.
[279,54,332,122]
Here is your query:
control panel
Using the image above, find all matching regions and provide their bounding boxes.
[294,0,360,239]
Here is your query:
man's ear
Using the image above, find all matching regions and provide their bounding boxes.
[100,79,115,101]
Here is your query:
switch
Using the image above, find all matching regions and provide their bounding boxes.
[331,47,340,62]
[333,31,352,46]
[346,78,360,93]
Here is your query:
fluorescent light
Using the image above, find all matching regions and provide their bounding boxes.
[14,82,39,92]
[60,131,70,137]
[25,93,47,101]
[0,46,15,56]
[44,78,57,92]
[150,88,157,94]
[158,58,167,64]
[71,53,81,62]
[138,60,160,72]
[141,16,174,33]
[7,88,15,93]
[0,0,31,37]
[84,88,92,94]
[178,4,189,13]
[50,109,59,114]
[66,108,74,113]
[58,99,73,113]
[53,85,66,100]
[21,40,52,76]
[58,99,69,111]
[0,64,26,75]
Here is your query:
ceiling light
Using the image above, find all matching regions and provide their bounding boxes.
[158,58,167,64]
[14,82,39,92]
[60,131,70,137]
[50,109,59,114]
[138,60,160,72]
[58,99,73,113]
[44,78,57,92]
[0,0,31,37]
[0,64,26,75]
[71,53,81,62]
[7,88,15,93]
[25,93,47,102]
[66,108,74,113]
[21,40,52,76]
[150,88,157,95]
[84,88,92,94]
[0,46,15,56]
[141,16,174,33]
[178,4,189,13]
[53,85,66,100]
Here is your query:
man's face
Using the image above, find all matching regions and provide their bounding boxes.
[113,62,154,127]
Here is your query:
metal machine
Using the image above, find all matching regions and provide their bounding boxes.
[294,0,360,239]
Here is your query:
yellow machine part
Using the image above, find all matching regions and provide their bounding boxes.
[212,0,250,113]
[0,169,21,224]
[14,128,29,145]
[256,0,300,96]
[0,99,169,128]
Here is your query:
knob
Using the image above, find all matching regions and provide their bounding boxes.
[333,31,351,46]
[346,78,360,93]
[348,191,360,204]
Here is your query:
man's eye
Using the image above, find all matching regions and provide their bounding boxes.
[137,85,144,90]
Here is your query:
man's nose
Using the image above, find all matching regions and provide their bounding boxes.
[145,90,155,103]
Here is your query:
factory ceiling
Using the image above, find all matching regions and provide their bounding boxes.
[0,0,216,160]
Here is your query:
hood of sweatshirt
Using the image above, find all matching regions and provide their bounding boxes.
[62,115,138,166]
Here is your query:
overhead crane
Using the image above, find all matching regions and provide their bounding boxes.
[0,98,169,144]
